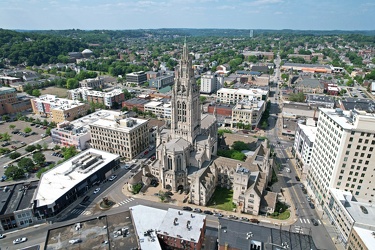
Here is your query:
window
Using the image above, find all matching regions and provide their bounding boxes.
[348,144,352,148]
[349,137,353,142]
[354,152,359,156]
[342,164,346,168]
[356,145,361,150]
[359,139,363,143]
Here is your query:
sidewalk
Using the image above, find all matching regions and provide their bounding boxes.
[121,181,299,228]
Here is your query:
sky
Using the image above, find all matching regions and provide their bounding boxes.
[0,0,374,31]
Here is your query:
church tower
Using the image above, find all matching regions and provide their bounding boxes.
[171,41,201,144]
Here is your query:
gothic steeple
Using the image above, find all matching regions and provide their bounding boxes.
[171,41,201,144]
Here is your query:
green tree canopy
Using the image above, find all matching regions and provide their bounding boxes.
[9,152,21,159]
[5,165,25,180]
[9,124,16,130]
[25,145,37,152]
[33,152,46,165]
[24,127,32,133]
[18,157,34,172]
[288,92,305,102]
[232,141,250,151]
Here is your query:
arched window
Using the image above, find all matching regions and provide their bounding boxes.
[168,156,173,170]
[182,102,187,122]
[177,156,182,171]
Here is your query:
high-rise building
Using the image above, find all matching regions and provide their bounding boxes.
[307,108,375,206]
[200,71,224,94]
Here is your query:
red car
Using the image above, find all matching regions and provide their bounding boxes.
[144,151,148,155]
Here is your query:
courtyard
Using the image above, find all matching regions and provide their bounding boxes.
[207,187,236,212]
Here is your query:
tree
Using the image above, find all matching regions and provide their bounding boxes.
[25,145,36,152]
[9,152,21,159]
[9,124,16,130]
[199,96,207,103]
[53,145,61,151]
[31,89,41,97]
[35,144,42,151]
[2,115,10,121]
[62,146,78,160]
[288,92,305,102]
[232,141,249,151]
[5,165,25,180]
[24,127,32,133]
[33,152,46,165]
[18,157,34,172]
[45,127,51,136]
[42,142,48,150]
[1,132,11,141]
[218,129,232,136]
[66,78,79,89]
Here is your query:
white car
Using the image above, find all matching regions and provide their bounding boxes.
[108,175,117,181]
[0,233,5,239]
[93,188,101,194]
[13,237,27,244]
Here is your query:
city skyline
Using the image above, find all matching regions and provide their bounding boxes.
[0,0,374,31]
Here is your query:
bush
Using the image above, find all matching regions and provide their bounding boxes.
[9,152,21,159]
[132,183,143,194]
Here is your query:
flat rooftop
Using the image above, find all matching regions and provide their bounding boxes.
[53,110,121,134]
[297,123,317,143]
[130,205,166,250]
[34,94,87,111]
[90,117,148,132]
[35,148,119,208]
[158,208,206,243]
[352,226,375,249]
[217,88,268,96]
[320,108,375,130]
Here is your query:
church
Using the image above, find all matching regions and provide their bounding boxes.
[149,41,218,193]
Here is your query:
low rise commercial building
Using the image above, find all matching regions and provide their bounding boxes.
[149,72,174,90]
[216,88,268,104]
[281,63,333,73]
[33,148,120,219]
[130,205,206,250]
[51,110,121,150]
[0,181,39,232]
[326,189,375,247]
[144,99,172,120]
[231,98,265,129]
[31,94,90,123]
[126,71,147,86]
[122,97,150,112]
[89,115,149,160]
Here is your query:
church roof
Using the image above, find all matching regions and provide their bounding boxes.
[201,113,216,129]
[165,138,191,152]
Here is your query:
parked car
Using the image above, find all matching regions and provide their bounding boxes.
[144,150,149,155]
[309,202,315,209]
[214,213,223,217]
[203,210,213,215]
[227,215,238,220]
[240,217,250,222]
[0,233,5,239]
[250,218,260,224]
[13,237,27,244]
[295,175,300,181]
[311,218,319,226]
[108,175,117,181]
[182,206,193,211]
[93,188,101,194]
[193,208,202,213]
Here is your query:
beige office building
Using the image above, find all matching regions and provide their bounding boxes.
[307,108,375,207]
[89,115,149,160]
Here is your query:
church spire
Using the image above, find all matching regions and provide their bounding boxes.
[182,37,189,61]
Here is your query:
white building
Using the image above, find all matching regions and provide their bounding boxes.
[307,108,375,207]
[216,88,268,104]
[68,88,124,108]
[143,100,172,120]
[51,110,121,150]
[231,98,266,129]
[325,188,375,247]
[293,121,317,177]
[200,71,224,94]
[33,148,120,218]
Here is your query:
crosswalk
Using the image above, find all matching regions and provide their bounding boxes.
[71,209,91,215]
[299,218,322,225]
[118,197,135,206]
[272,144,285,148]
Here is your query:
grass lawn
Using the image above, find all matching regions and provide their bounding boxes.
[207,187,236,211]
[40,87,68,98]
[270,210,290,220]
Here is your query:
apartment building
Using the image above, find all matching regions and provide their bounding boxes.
[0,87,31,115]
[31,94,90,123]
[89,115,149,160]
[307,108,375,207]
[79,77,104,88]
[231,98,265,129]
[325,189,375,247]
[216,88,268,104]
[68,87,125,108]
[200,71,224,94]
[126,71,147,86]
